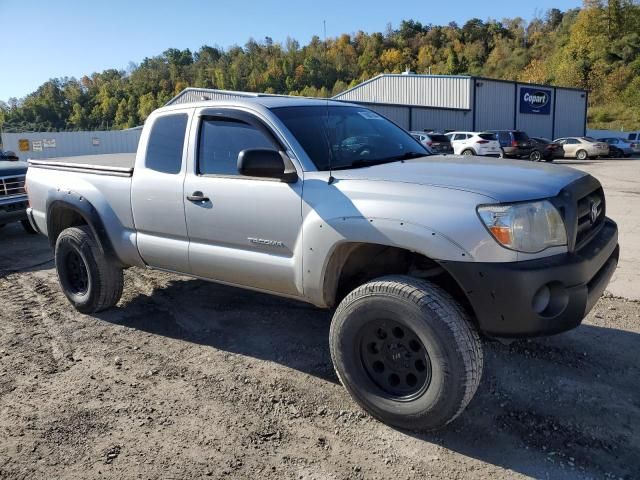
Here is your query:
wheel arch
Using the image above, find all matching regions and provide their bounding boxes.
[46,190,120,266]
[320,241,476,324]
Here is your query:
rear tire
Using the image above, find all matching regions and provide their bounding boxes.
[55,226,123,314]
[529,150,542,162]
[461,149,474,156]
[330,275,483,431]
[21,218,38,234]
[576,149,588,160]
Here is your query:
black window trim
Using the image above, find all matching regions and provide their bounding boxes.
[195,109,296,182]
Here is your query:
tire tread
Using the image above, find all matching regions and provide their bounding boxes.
[331,275,483,429]
[55,226,123,313]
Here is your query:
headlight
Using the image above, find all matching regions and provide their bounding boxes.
[477,200,567,253]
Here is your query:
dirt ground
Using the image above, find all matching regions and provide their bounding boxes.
[1,161,640,480]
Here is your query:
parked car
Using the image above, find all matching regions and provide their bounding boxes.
[488,130,533,159]
[529,137,564,162]
[0,157,37,233]
[597,138,633,158]
[410,131,453,154]
[26,98,619,431]
[624,132,640,154]
[553,137,609,160]
[0,150,19,161]
[445,131,502,157]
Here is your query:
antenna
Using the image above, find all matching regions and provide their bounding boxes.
[324,19,335,184]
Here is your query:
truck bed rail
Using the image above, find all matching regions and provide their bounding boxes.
[28,160,133,177]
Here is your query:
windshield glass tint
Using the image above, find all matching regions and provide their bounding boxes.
[272,106,429,170]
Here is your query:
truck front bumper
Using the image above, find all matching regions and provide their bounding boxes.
[0,198,28,225]
[442,218,619,338]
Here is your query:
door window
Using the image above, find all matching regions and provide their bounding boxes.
[565,138,579,144]
[145,114,188,174]
[453,133,467,141]
[198,118,276,175]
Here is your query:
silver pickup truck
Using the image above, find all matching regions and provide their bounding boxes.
[25,97,619,430]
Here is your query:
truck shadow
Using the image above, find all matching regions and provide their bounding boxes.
[0,223,53,277]
[96,276,639,479]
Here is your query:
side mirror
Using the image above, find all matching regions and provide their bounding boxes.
[237,149,298,183]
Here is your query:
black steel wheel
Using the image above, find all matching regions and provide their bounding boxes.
[64,249,89,295]
[330,275,483,431]
[55,226,123,313]
[358,318,432,399]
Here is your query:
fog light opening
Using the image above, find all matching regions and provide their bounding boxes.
[532,282,569,318]
[532,285,551,314]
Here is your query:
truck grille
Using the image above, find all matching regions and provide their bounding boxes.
[575,188,605,248]
[0,175,27,198]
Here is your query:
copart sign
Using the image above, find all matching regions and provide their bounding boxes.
[519,87,552,115]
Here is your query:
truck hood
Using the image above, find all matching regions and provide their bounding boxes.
[332,156,587,202]
[0,160,28,176]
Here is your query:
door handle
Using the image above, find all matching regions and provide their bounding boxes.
[186,191,210,202]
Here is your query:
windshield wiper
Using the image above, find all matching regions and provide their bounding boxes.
[332,151,428,171]
[376,151,429,162]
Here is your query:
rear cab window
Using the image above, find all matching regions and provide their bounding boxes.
[145,114,188,174]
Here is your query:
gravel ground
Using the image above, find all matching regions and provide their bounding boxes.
[0,220,638,480]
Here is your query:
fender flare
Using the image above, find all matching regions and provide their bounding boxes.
[46,189,119,264]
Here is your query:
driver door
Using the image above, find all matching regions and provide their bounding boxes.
[183,110,303,296]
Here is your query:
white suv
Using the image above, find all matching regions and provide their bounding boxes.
[446,131,502,157]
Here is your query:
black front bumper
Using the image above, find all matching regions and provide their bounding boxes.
[442,218,619,338]
[0,199,28,225]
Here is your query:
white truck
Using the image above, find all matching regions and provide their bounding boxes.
[25,97,619,430]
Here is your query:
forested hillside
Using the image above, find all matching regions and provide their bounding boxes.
[1,0,638,133]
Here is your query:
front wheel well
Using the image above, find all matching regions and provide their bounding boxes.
[323,243,474,322]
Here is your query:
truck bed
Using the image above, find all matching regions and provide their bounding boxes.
[28,153,135,177]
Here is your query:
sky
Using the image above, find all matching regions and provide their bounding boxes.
[1,0,583,102]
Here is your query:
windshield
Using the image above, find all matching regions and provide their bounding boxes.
[272,105,429,170]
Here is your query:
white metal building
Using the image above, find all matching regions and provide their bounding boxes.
[4,76,585,161]
[332,74,588,139]
[1,128,142,161]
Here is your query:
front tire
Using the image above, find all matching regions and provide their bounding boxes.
[55,226,123,314]
[21,218,38,234]
[330,276,483,431]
